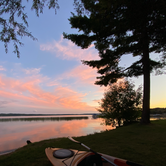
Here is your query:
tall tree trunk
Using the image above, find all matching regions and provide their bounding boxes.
[141,32,150,124]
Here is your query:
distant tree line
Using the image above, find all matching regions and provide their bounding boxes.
[0,116,89,122]
[0,113,94,116]
[150,108,166,114]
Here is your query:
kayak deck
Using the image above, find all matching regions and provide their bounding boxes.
[45,148,89,166]
[45,148,130,166]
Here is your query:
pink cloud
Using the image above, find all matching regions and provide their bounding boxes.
[40,35,99,61]
[0,74,94,111]
[54,86,91,110]
[59,65,107,91]
[46,64,107,108]
[53,64,99,86]
[66,65,98,84]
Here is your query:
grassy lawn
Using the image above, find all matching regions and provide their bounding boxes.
[0,120,166,166]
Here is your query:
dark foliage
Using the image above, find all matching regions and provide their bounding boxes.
[98,80,142,127]
[64,0,166,124]
[150,108,166,114]
[0,0,59,57]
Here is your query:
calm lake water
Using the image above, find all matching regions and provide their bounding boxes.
[0,115,115,155]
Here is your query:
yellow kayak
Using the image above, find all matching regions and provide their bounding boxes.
[45,137,143,166]
[45,147,142,166]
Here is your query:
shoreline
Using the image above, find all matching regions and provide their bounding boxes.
[0,149,16,156]
[1,120,166,166]
[0,120,166,166]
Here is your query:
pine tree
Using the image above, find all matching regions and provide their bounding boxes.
[64,0,166,124]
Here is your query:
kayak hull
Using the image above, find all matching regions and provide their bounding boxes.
[45,148,130,166]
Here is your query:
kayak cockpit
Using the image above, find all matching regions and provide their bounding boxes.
[77,153,103,166]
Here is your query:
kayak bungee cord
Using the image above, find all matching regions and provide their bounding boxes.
[68,137,117,166]
[61,150,86,166]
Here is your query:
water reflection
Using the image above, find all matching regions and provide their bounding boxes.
[0,115,115,154]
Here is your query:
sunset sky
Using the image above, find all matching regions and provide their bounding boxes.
[0,0,165,114]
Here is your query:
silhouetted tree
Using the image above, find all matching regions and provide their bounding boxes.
[98,80,142,127]
[64,0,166,124]
[0,0,59,57]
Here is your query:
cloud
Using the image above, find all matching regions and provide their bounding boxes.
[23,68,41,75]
[62,65,98,85]
[93,99,101,104]
[33,109,37,112]
[0,65,6,71]
[39,36,105,109]
[48,64,99,87]
[0,56,104,113]
[40,35,99,61]
[0,74,94,112]
[46,64,107,108]
[54,86,91,110]
[0,100,13,108]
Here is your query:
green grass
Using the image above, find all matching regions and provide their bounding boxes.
[0,120,166,166]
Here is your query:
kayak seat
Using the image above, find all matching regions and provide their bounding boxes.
[78,154,102,166]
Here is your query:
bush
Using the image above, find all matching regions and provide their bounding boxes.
[98,80,142,127]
